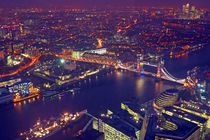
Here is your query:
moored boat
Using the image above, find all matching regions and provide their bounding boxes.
[20,110,87,140]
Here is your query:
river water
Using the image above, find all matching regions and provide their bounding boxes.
[0,46,209,140]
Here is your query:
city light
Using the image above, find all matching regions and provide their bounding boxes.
[0,2,209,140]
[60,58,65,64]
[96,38,102,49]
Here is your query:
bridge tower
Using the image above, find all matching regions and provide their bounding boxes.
[137,54,144,72]
[157,59,164,78]
[137,55,140,71]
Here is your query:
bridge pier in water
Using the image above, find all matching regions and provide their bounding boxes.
[156,60,164,80]
[156,61,162,77]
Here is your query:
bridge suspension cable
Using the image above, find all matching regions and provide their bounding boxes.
[162,67,178,80]
[160,67,185,84]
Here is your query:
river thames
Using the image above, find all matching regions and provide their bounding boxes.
[0,46,209,140]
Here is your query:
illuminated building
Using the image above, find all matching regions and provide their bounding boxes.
[93,109,144,140]
[66,102,146,140]
[152,88,209,139]
[12,40,25,54]
[9,81,34,96]
[72,51,117,66]
[180,3,204,19]
[0,48,5,59]
[10,80,39,103]
[153,89,179,132]
[191,6,195,12]
[145,114,201,140]
[72,51,82,59]
[32,57,103,87]
[121,102,147,139]
[0,76,22,88]
[74,100,207,140]
[187,66,210,104]
[90,100,204,140]
[71,48,107,59]
[6,55,23,66]
[185,3,190,14]
[6,56,12,65]
[195,67,210,103]
[55,68,101,85]
[163,106,208,139]
[153,89,179,112]
[121,102,145,120]
[196,81,208,102]
[90,102,146,140]
[91,48,107,55]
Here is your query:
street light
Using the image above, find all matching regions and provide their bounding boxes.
[60,58,65,64]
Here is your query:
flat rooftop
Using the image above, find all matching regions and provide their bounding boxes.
[122,101,146,117]
[114,109,143,130]
[145,114,200,140]
[100,115,137,138]
[165,106,207,124]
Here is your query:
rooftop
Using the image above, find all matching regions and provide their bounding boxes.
[100,114,137,138]
[165,106,207,124]
[145,114,200,140]
[115,109,143,130]
[122,101,146,117]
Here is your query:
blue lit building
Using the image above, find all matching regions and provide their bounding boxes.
[188,66,210,104]
[9,81,33,96]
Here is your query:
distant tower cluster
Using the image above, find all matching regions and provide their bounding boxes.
[181,3,204,19]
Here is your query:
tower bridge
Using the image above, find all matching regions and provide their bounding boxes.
[117,55,186,85]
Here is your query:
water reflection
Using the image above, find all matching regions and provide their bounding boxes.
[155,81,162,96]
[116,70,123,80]
[136,77,145,98]
[13,96,40,111]
[14,102,22,113]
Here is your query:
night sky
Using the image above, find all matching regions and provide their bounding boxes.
[0,0,209,9]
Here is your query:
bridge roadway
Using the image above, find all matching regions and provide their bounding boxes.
[117,63,185,85]
[119,66,184,84]
[141,61,157,67]
[123,68,157,77]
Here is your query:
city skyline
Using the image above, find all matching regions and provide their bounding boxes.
[0,0,210,9]
[0,1,209,139]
